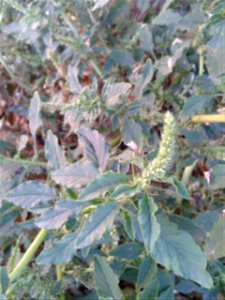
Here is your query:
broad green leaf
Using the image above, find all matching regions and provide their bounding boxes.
[209,164,225,190]
[75,202,118,249]
[194,210,220,235]
[0,162,21,183]
[159,287,174,300]
[137,277,159,300]
[179,4,205,32]
[94,255,122,300]
[35,200,86,229]
[78,128,110,171]
[37,233,76,265]
[111,184,139,199]
[139,25,153,53]
[180,96,213,118]
[205,215,225,259]
[109,242,143,260]
[0,267,9,294]
[169,214,206,244]
[105,82,131,106]
[169,176,190,200]
[132,59,154,98]
[51,161,99,188]
[79,171,129,201]
[136,257,157,290]
[153,9,182,26]
[67,64,82,94]
[110,49,135,67]
[138,195,160,253]
[152,215,213,289]
[122,120,143,152]
[45,130,66,171]
[5,181,56,209]
[122,210,136,241]
[28,91,42,154]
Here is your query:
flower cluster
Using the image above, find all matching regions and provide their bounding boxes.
[142,111,177,182]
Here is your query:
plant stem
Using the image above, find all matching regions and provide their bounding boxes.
[8,229,48,283]
[192,114,225,123]
[56,265,63,281]
[0,156,47,167]
[198,47,204,76]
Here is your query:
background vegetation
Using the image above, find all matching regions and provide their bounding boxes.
[0,0,225,299]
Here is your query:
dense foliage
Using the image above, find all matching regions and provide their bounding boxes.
[0,0,225,299]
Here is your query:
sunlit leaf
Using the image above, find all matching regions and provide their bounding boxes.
[51,162,99,188]
[45,130,66,171]
[35,200,86,229]
[75,202,118,249]
[37,233,76,265]
[79,171,129,201]
[5,181,56,209]
[78,128,110,171]
[105,82,131,106]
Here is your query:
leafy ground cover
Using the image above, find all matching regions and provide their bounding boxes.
[0,0,225,299]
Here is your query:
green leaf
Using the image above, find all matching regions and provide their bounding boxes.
[78,128,110,171]
[35,200,86,229]
[169,214,206,244]
[110,49,135,67]
[5,181,56,209]
[136,278,159,300]
[152,215,213,289]
[94,255,122,300]
[105,82,132,106]
[37,233,76,265]
[45,130,66,171]
[169,176,190,200]
[132,59,154,98]
[0,162,21,183]
[75,202,118,249]
[122,210,136,241]
[205,215,225,259]
[153,9,182,26]
[139,25,153,53]
[67,64,82,94]
[209,164,225,190]
[159,287,174,300]
[109,242,143,260]
[51,161,99,188]
[138,195,160,253]
[0,267,9,294]
[28,91,42,154]
[79,171,129,201]
[136,257,157,290]
[111,184,139,199]
[180,96,213,118]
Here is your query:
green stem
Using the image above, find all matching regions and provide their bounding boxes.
[8,229,48,284]
[198,47,204,76]
[56,265,63,281]
[0,156,47,167]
